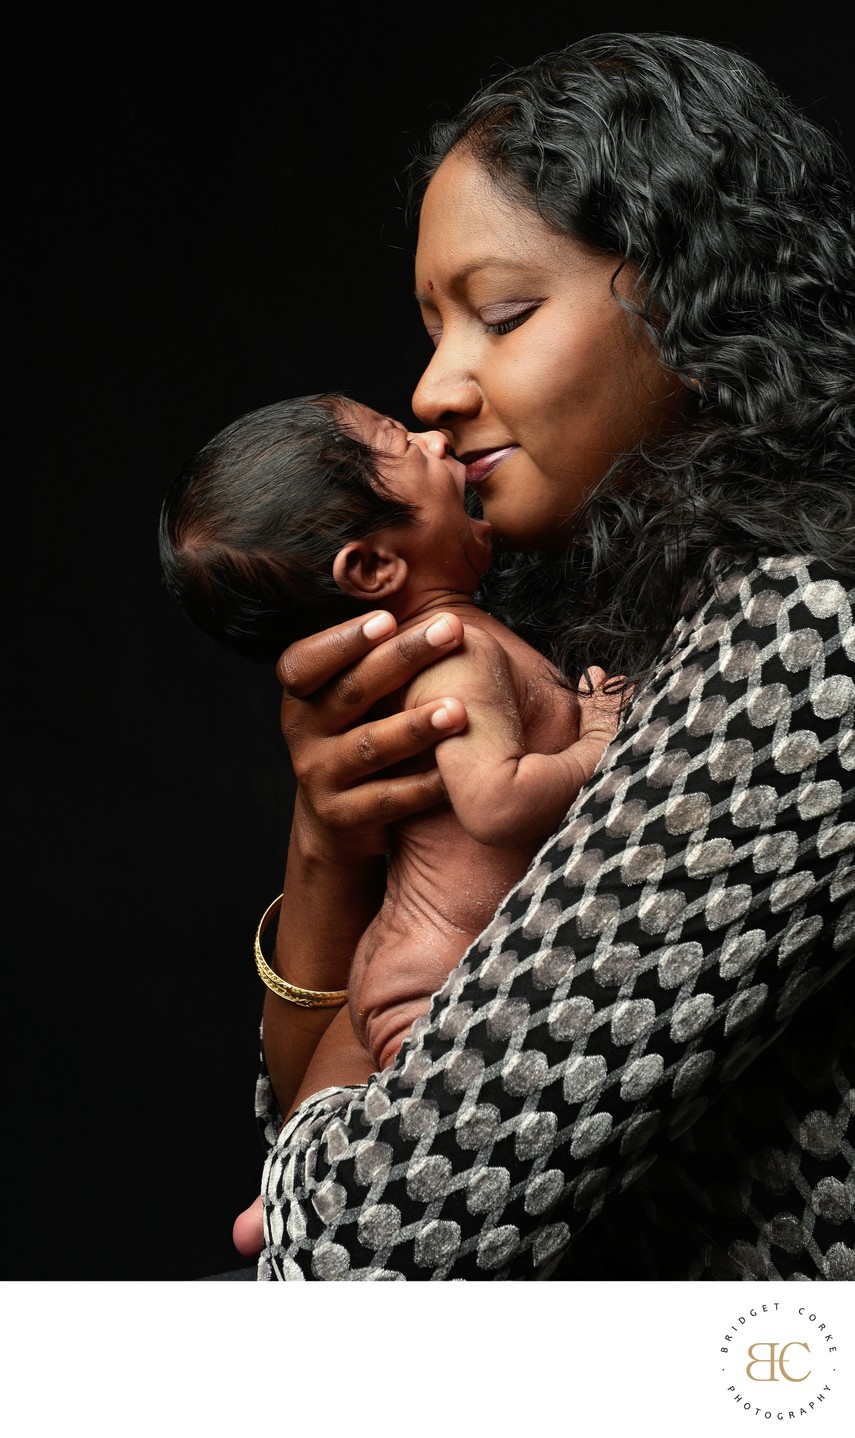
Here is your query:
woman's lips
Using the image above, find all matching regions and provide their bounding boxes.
[463,446,518,486]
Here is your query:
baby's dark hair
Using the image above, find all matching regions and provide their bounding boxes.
[158,394,416,662]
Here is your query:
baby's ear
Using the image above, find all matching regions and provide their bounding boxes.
[332,540,408,600]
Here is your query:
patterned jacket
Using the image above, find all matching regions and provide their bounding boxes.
[256,555,854,1280]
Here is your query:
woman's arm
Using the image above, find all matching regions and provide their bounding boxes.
[260,608,470,1116]
[259,790,386,1116]
[257,556,855,1279]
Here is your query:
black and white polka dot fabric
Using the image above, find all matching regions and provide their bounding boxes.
[256,555,854,1280]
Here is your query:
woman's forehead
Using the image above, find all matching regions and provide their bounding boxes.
[415,148,595,291]
[417,151,534,261]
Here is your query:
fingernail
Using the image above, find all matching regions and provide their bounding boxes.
[425,617,455,647]
[363,612,396,640]
[431,704,454,729]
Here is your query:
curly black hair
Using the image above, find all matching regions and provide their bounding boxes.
[406,32,855,685]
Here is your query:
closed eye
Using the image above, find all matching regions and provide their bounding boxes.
[485,305,539,336]
[372,417,412,457]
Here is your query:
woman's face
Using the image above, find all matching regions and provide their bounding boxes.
[412,148,685,551]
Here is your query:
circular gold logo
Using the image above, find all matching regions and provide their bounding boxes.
[718,1299,844,1424]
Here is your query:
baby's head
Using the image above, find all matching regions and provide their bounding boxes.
[159,394,418,662]
[160,394,492,662]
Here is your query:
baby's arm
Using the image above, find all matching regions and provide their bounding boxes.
[408,633,620,846]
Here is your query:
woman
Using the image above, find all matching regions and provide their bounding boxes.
[242,31,855,1279]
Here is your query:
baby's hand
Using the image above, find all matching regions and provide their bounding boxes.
[232,1195,264,1258]
[572,667,628,782]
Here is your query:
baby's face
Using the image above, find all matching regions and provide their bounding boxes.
[350,401,494,587]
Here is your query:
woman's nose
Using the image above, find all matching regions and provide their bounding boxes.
[411,348,481,429]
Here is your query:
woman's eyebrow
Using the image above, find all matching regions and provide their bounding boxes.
[414,257,535,304]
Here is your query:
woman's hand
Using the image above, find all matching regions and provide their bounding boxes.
[278,609,469,857]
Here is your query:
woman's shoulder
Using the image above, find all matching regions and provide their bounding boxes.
[675,551,855,645]
[738,552,855,602]
[628,550,855,723]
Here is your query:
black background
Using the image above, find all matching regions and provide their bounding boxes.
[6,7,852,1279]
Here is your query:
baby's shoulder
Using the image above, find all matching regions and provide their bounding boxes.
[462,612,556,677]
[402,619,518,708]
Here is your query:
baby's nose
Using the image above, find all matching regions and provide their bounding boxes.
[407,430,450,457]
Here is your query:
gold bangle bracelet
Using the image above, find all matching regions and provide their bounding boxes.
[253,893,348,1008]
